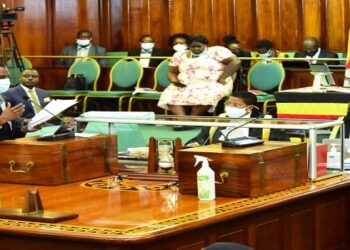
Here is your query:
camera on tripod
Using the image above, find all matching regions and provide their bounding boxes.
[0,3,24,29]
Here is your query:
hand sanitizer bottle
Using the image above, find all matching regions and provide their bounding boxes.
[327,143,341,169]
[194,155,215,200]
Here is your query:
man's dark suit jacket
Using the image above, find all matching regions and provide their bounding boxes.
[2,85,52,124]
[58,43,107,67]
[186,114,289,146]
[294,49,339,65]
[128,48,168,68]
[0,105,25,140]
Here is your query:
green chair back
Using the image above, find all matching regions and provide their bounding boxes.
[7,57,32,86]
[247,60,285,92]
[109,57,143,90]
[154,59,171,89]
[106,51,128,67]
[68,57,101,90]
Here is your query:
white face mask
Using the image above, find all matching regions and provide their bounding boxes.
[76,39,91,47]
[141,42,154,51]
[173,44,187,52]
[258,50,271,58]
[0,78,11,94]
[225,106,247,118]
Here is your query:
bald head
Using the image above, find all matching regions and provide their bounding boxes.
[302,37,320,56]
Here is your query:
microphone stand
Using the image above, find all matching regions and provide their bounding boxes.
[222,113,267,146]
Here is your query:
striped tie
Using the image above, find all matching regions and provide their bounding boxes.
[28,89,41,113]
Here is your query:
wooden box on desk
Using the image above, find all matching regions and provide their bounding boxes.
[177,141,308,198]
[0,135,118,185]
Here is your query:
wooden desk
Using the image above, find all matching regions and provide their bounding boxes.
[0,174,349,249]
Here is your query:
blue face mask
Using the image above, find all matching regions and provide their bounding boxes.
[258,50,271,58]
[191,48,207,57]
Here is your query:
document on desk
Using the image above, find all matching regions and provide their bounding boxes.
[28,99,77,129]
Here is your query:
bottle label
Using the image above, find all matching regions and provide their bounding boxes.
[198,175,210,199]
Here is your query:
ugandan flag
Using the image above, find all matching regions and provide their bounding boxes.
[275,92,350,120]
[344,29,350,86]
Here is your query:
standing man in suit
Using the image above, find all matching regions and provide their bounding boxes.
[58,30,107,67]
[294,37,339,65]
[0,65,33,140]
[2,69,52,125]
[128,34,168,68]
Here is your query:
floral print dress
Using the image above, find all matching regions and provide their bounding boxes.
[158,46,234,112]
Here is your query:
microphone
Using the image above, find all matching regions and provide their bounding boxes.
[221,112,268,147]
[23,96,75,141]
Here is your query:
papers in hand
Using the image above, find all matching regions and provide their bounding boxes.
[28,99,77,129]
[132,87,159,95]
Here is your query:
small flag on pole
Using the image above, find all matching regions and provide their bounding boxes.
[344,29,350,87]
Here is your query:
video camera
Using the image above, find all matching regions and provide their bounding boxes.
[0,3,24,29]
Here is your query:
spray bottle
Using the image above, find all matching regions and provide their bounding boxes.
[194,155,215,200]
[327,143,341,169]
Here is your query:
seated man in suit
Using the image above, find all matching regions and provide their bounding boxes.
[0,65,38,140]
[294,37,339,65]
[58,30,107,67]
[186,91,289,147]
[128,34,168,68]
[2,69,54,125]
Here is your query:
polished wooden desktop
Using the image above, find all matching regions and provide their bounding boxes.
[0,172,349,250]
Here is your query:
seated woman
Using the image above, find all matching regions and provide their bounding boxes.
[166,33,190,56]
[158,34,241,117]
[186,91,289,147]
[251,39,285,66]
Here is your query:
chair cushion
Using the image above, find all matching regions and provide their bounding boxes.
[86,90,133,97]
[49,90,88,95]
[133,92,162,98]
[256,94,275,102]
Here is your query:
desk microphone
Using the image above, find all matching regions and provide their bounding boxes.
[221,112,268,147]
[23,96,75,141]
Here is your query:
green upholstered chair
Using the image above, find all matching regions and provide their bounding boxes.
[247,60,285,113]
[82,57,143,112]
[106,51,128,67]
[128,59,171,112]
[48,57,101,111]
[7,57,32,86]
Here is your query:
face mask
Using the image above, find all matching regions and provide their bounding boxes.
[191,50,207,57]
[173,44,187,52]
[0,78,10,94]
[76,39,91,47]
[258,50,271,58]
[141,42,154,51]
[225,106,247,118]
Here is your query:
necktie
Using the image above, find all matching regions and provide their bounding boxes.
[28,89,41,113]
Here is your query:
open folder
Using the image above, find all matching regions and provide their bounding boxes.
[28,99,78,130]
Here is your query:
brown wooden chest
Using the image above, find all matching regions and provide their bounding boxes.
[0,135,118,185]
[177,141,308,198]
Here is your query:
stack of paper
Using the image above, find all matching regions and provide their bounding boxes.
[28,99,77,129]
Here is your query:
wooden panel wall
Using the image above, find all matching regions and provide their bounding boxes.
[0,0,348,65]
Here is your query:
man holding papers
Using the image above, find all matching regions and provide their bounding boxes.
[0,65,39,140]
[2,69,53,125]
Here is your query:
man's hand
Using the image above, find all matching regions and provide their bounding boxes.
[0,103,25,125]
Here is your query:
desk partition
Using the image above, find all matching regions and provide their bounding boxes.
[75,114,344,180]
